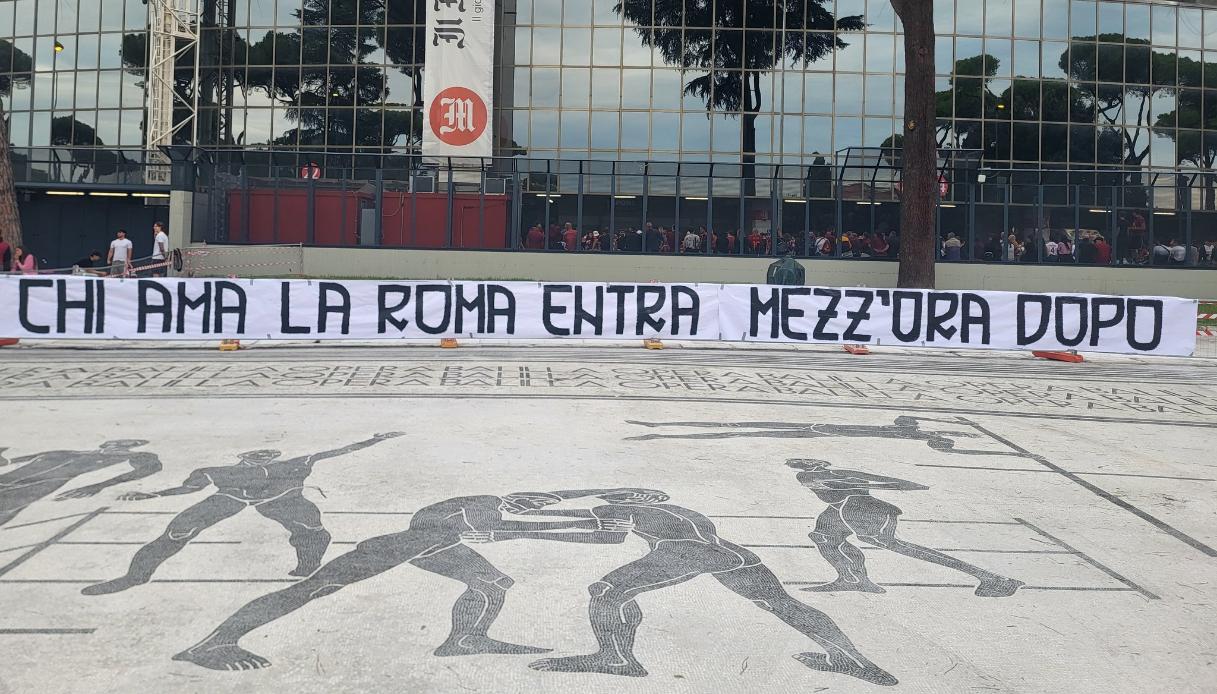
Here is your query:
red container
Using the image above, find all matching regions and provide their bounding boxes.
[228,188,369,245]
[228,188,507,249]
[380,192,508,249]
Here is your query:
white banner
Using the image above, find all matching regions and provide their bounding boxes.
[717,285,1197,356]
[0,277,1198,356]
[421,0,495,160]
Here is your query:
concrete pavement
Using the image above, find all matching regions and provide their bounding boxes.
[0,343,1214,693]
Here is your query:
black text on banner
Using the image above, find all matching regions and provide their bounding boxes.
[0,277,1197,357]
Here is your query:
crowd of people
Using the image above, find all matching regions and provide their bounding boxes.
[946,211,1217,267]
[0,222,170,277]
[515,216,1214,269]
[519,221,903,259]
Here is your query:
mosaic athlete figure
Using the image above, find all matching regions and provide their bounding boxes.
[626,415,1010,455]
[786,460,1023,598]
[173,488,643,671]
[81,433,404,596]
[0,441,161,527]
[527,490,897,687]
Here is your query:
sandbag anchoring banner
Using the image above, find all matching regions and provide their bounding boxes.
[0,277,1198,356]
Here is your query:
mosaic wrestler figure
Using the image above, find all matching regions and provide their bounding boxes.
[627,415,1012,455]
[0,441,161,527]
[786,460,1023,598]
[528,490,897,687]
[82,433,403,596]
[173,488,646,671]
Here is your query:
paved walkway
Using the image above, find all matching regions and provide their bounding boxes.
[0,344,1214,693]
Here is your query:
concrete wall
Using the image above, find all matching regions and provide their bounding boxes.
[298,246,1217,299]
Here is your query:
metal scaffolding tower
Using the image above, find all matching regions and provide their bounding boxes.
[144,0,202,185]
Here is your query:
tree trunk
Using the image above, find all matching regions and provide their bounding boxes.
[224,0,237,145]
[741,114,757,199]
[0,99,23,251]
[892,0,935,288]
[740,70,759,198]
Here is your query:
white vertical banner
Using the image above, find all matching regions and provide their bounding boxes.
[422,0,496,161]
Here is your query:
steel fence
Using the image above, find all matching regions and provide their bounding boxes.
[183,151,1217,271]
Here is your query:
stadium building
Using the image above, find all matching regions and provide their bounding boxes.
[3,0,1217,268]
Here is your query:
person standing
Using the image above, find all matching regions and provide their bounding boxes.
[151,222,170,277]
[561,223,578,252]
[11,246,37,274]
[1169,239,1187,265]
[525,224,544,250]
[682,228,701,253]
[1094,235,1113,265]
[1044,235,1059,262]
[1002,234,1022,261]
[0,238,10,270]
[107,229,134,277]
[1055,235,1073,263]
[943,232,963,260]
[1186,241,1200,267]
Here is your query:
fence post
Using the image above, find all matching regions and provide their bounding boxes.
[1181,183,1192,258]
[1185,186,1194,256]
[272,173,280,244]
[770,171,780,256]
[446,160,455,249]
[1071,186,1080,264]
[674,167,682,253]
[306,168,318,245]
[339,169,348,245]
[608,162,617,250]
[737,173,746,255]
[374,168,383,246]
[833,172,842,259]
[802,168,811,258]
[511,168,523,250]
[1034,184,1043,263]
[542,160,552,249]
[240,166,250,243]
[966,179,976,261]
[409,168,418,247]
[479,164,487,249]
[642,163,650,249]
[1000,183,1009,262]
[576,161,585,251]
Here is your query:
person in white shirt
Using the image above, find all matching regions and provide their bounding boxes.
[1185,243,1200,266]
[681,229,700,252]
[1169,240,1187,265]
[151,222,170,277]
[1044,238,1059,261]
[107,229,133,277]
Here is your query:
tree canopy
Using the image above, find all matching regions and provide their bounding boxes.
[120,0,423,150]
[0,39,33,96]
[614,0,863,192]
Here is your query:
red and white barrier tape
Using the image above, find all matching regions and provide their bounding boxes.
[1199,314,1216,321]
[121,259,174,276]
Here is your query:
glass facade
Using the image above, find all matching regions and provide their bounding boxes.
[1,0,150,150]
[2,0,1217,176]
